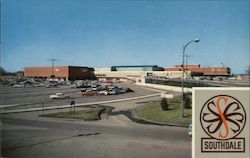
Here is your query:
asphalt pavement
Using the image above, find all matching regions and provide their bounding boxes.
[1,83,191,158]
[0,83,158,110]
[1,114,191,158]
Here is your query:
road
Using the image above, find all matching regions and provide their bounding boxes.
[1,114,191,158]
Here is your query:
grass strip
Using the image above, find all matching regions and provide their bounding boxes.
[40,108,105,121]
[134,95,192,126]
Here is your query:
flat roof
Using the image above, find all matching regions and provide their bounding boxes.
[24,66,92,69]
[111,65,158,68]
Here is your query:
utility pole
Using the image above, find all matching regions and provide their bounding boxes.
[48,59,58,78]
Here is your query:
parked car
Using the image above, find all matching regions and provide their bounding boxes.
[91,85,99,91]
[69,84,77,88]
[46,84,58,88]
[96,85,103,91]
[118,88,126,94]
[13,84,24,88]
[188,124,192,137]
[80,88,89,92]
[76,84,91,88]
[108,90,118,95]
[33,83,46,87]
[49,93,69,99]
[108,86,115,90]
[82,90,97,96]
[98,90,108,95]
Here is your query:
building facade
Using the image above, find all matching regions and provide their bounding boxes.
[110,65,164,71]
[94,65,191,81]
[165,64,230,76]
[24,66,95,80]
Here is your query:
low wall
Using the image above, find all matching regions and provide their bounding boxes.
[137,82,192,93]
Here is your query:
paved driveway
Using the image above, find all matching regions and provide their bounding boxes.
[1,114,191,158]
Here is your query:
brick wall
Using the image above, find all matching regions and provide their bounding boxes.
[203,67,230,76]
[24,66,69,78]
[24,66,95,80]
[165,65,230,76]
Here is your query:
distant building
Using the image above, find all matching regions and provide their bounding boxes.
[24,66,95,80]
[202,67,231,76]
[110,65,164,71]
[94,65,190,82]
[165,64,230,76]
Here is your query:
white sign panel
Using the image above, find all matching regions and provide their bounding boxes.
[192,87,250,158]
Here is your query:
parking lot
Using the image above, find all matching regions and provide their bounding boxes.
[0,83,158,111]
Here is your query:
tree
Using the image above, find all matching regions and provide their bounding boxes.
[161,98,169,111]
[0,66,6,75]
[184,93,192,109]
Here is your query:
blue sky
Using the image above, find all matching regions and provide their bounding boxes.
[1,0,249,74]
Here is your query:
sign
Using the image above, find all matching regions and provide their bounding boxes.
[193,87,249,158]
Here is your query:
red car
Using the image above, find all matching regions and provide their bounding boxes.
[82,90,97,96]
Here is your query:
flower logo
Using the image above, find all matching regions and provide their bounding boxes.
[200,95,246,140]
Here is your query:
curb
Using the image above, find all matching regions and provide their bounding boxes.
[131,108,189,128]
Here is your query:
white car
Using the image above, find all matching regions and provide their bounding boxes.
[188,124,192,137]
[108,90,118,95]
[108,86,115,90]
[98,90,108,95]
[13,84,24,88]
[91,87,98,91]
[49,93,69,99]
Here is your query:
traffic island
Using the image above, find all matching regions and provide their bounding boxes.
[133,95,192,127]
[40,108,105,121]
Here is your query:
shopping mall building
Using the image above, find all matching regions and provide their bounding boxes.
[24,64,230,82]
[94,65,191,82]
[165,64,230,76]
[94,64,230,82]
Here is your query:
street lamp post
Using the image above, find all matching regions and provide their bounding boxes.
[180,38,200,119]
